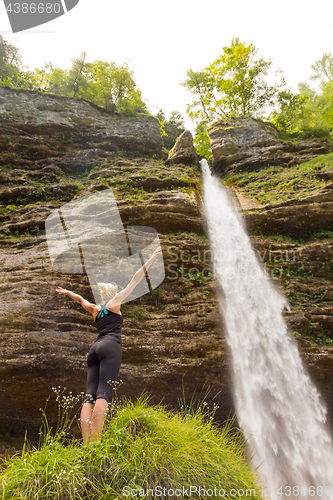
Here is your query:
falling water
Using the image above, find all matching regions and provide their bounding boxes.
[201,159,333,499]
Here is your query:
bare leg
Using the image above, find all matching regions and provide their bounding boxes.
[80,402,93,445]
[90,398,108,442]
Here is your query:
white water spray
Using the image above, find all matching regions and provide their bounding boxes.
[201,160,333,499]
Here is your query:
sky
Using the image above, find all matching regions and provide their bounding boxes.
[1,0,333,130]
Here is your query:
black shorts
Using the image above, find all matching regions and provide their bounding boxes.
[84,337,122,404]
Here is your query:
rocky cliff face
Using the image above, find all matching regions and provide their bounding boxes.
[1,91,333,453]
[0,87,162,157]
[0,88,229,450]
[208,117,332,176]
[166,130,199,166]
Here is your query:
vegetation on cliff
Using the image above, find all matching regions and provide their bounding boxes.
[0,38,147,115]
[227,152,333,205]
[0,395,263,499]
[182,38,333,158]
[183,38,277,124]
[0,36,185,134]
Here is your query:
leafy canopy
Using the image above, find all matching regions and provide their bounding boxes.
[183,37,278,125]
[270,52,333,138]
[311,52,333,87]
[0,36,148,116]
[168,110,185,129]
[0,35,24,88]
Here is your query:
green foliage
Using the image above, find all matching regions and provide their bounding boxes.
[177,266,213,282]
[314,83,333,131]
[183,38,278,125]
[23,53,90,98]
[296,83,332,137]
[82,60,146,113]
[270,90,307,134]
[167,110,185,129]
[154,108,165,122]
[270,53,333,138]
[0,38,148,116]
[0,393,262,499]
[183,42,332,141]
[159,119,168,138]
[153,109,168,139]
[227,152,333,205]
[193,121,213,159]
[23,63,68,93]
[269,84,332,138]
[311,52,333,88]
[0,35,25,88]
[183,69,214,124]
[118,88,148,115]
[153,109,186,140]
[207,38,276,118]
[65,51,89,98]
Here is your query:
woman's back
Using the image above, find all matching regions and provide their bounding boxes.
[94,303,123,345]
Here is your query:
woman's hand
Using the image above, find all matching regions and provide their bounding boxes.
[56,287,68,295]
[151,246,162,260]
[142,247,162,275]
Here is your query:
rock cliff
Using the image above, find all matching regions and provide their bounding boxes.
[1,92,333,454]
[0,88,229,450]
[166,130,199,166]
[0,87,162,157]
[208,117,332,176]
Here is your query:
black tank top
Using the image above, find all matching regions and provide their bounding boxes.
[94,302,123,345]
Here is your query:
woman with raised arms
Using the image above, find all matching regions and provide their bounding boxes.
[56,246,162,444]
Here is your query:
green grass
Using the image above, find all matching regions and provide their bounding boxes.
[226,152,333,205]
[0,395,263,499]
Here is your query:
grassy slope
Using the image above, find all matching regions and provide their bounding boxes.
[226,152,333,205]
[0,397,263,499]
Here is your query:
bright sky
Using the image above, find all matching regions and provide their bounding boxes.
[1,0,333,130]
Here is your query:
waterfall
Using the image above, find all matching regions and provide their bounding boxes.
[201,159,333,499]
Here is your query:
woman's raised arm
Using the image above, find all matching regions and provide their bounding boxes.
[56,287,96,315]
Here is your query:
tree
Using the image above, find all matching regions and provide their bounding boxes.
[270,81,332,138]
[183,38,278,125]
[311,52,333,87]
[23,63,68,92]
[0,40,147,116]
[167,110,185,129]
[208,38,277,117]
[271,52,333,139]
[193,121,212,159]
[270,90,307,134]
[310,53,333,131]
[110,63,136,113]
[155,109,166,123]
[82,60,143,113]
[182,69,214,124]
[318,81,333,128]
[66,51,89,98]
[153,109,168,139]
[182,38,280,158]
[0,35,24,87]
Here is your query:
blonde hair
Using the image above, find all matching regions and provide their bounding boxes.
[97,282,118,302]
